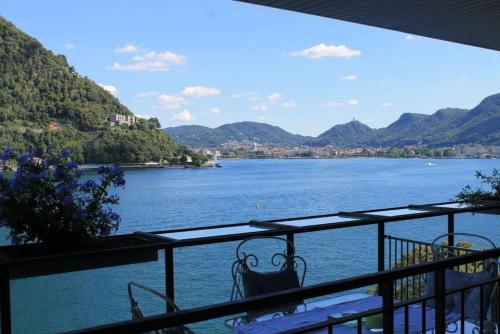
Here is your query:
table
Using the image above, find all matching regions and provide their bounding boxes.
[233,293,480,334]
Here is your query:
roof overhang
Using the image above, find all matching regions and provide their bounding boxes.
[235,0,500,52]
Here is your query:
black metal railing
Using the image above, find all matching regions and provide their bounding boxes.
[66,247,500,334]
[386,235,479,301]
[0,200,498,334]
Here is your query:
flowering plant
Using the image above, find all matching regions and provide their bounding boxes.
[0,149,125,248]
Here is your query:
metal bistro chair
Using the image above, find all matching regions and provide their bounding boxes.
[423,233,499,333]
[127,282,194,334]
[226,236,307,327]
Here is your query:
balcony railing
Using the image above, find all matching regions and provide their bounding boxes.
[0,200,498,334]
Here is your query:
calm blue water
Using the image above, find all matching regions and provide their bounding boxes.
[9,159,500,333]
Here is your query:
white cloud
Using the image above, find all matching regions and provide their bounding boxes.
[382,101,393,107]
[98,84,117,96]
[64,43,75,50]
[327,101,344,107]
[327,99,358,107]
[267,93,282,102]
[107,61,172,72]
[341,75,358,81]
[136,91,158,98]
[258,116,269,122]
[252,104,268,111]
[180,86,221,98]
[208,107,221,114]
[115,43,139,53]
[157,94,186,110]
[281,101,297,108]
[133,51,185,65]
[108,48,185,72]
[290,43,361,59]
[232,92,257,100]
[171,110,195,122]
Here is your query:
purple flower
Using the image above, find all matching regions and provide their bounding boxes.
[82,180,97,190]
[18,152,34,164]
[109,194,120,202]
[61,149,71,158]
[65,161,78,169]
[110,165,125,187]
[97,166,107,175]
[62,195,74,207]
[7,178,16,189]
[1,148,14,161]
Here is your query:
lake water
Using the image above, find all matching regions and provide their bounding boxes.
[9,158,500,333]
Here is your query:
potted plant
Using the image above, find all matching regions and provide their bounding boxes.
[457,169,500,214]
[0,148,125,248]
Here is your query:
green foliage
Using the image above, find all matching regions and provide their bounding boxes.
[457,169,500,203]
[166,122,309,148]
[167,94,500,149]
[0,16,182,164]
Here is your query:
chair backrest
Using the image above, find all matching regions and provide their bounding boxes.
[424,233,499,323]
[127,282,194,334]
[230,236,306,302]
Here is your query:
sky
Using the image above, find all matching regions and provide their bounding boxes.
[1,0,500,136]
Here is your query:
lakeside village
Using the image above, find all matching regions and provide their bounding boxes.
[200,139,500,159]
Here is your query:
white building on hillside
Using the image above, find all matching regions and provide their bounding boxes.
[108,114,137,126]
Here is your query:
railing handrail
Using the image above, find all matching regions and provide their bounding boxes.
[64,245,500,334]
[0,201,498,268]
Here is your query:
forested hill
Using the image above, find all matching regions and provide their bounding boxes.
[167,93,500,149]
[166,122,310,148]
[0,16,179,163]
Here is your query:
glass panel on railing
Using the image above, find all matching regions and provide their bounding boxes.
[157,225,271,240]
[274,216,358,227]
[433,203,469,209]
[368,208,428,217]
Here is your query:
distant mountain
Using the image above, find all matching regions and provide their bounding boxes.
[166,121,309,148]
[0,16,180,163]
[167,93,500,149]
[310,120,378,147]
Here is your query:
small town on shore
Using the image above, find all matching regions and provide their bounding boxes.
[193,141,500,160]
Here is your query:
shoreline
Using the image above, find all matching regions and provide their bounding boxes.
[75,156,496,171]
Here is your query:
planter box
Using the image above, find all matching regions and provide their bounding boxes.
[0,234,160,279]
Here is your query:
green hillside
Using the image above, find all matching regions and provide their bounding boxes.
[166,121,309,148]
[167,94,500,149]
[0,16,179,163]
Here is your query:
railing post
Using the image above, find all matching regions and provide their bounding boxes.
[447,214,454,247]
[0,267,11,334]
[378,222,385,295]
[434,268,446,333]
[286,233,295,270]
[380,279,394,334]
[165,246,175,313]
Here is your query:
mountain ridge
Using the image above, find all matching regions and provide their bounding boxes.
[166,94,500,148]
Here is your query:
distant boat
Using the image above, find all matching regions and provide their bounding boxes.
[426,162,436,166]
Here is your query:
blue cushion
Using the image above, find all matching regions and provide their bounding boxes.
[463,268,497,320]
[425,269,467,314]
